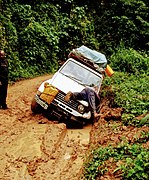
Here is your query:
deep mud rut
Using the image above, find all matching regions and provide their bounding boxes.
[0,75,91,180]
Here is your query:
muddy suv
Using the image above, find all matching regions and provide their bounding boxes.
[31,46,107,128]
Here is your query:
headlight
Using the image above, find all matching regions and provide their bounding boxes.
[78,104,85,114]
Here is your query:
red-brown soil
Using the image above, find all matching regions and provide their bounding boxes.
[0,75,91,180]
[0,75,148,180]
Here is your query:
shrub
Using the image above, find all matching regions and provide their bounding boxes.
[83,143,149,179]
[101,71,149,122]
[110,46,149,74]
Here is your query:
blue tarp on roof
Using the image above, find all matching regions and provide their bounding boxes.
[76,45,107,68]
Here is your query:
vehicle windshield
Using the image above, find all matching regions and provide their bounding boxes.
[60,60,102,88]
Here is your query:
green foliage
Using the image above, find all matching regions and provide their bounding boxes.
[1,1,61,80]
[10,4,33,32]
[102,71,149,115]
[110,45,149,74]
[19,20,59,70]
[118,75,148,116]
[120,145,149,179]
[1,0,149,81]
[92,0,149,53]
[101,47,149,125]
[1,1,99,80]
[122,113,140,126]
[58,5,99,58]
[121,113,149,127]
[84,143,149,179]
[105,75,148,127]
[139,114,149,126]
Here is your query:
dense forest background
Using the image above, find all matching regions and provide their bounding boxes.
[0,0,148,81]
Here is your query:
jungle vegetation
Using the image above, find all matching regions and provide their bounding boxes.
[0,0,148,80]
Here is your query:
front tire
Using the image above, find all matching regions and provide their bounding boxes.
[31,97,42,114]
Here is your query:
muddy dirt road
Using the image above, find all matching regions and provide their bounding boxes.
[1,75,148,180]
[0,75,91,180]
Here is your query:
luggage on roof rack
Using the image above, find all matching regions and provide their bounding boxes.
[68,45,107,70]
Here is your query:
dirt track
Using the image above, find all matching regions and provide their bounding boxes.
[0,75,148,180]
[0,75,91,180]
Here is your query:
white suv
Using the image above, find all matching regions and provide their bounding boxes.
[31,46,107,128]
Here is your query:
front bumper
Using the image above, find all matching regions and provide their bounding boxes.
[35,93,91,120]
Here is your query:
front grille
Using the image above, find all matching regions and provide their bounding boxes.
[53,91,79,111]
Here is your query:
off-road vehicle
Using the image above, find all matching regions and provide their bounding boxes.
[31,46,107,128]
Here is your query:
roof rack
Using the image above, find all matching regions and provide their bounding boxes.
[68,51,103,74]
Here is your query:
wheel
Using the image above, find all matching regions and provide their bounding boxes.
[31,97,42,114]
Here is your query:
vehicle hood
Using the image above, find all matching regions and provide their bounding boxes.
[51,72,85,94]
[38,72,85,94]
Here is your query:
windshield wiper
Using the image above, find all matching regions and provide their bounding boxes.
[79,82,89,86]
[62,72,82,82]
[69,76,82,82]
